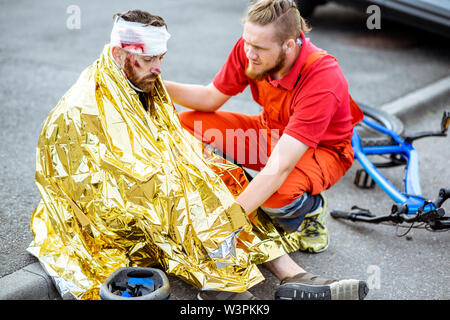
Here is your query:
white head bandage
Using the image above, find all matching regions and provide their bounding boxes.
[110,17,171,56]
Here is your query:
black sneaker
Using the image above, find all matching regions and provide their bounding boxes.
[275,272,369,300]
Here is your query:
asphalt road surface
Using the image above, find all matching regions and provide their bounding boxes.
[0,0,449,300]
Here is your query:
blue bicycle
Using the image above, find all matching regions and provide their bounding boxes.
[331,104,450,233]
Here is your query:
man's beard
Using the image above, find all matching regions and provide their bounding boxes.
[123,57,158,93]
[245,49,286,81]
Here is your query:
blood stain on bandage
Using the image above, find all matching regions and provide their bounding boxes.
[121,42,146,54]
[119,28,146,54]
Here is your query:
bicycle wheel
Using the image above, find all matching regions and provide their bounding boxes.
[356,103,404,147]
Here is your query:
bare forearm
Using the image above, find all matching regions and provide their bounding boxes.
[165,81,227,112]
[236,134,309,214]
[236,165,291,214]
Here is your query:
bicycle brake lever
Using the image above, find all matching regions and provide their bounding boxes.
[433,188,450,208]
[350,206,375,217]
[413,208,445,224]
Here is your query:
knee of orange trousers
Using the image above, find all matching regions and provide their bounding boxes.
[262,190,306,209]
[178,110,268,171]
[179,110,231,148]
[262,174,310,209]
[179,110,203,140]
[261,163,313,209]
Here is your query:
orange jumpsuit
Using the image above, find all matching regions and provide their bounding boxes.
[179,39,363,209]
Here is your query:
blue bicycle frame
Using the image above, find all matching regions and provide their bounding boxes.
[351,118,435,214]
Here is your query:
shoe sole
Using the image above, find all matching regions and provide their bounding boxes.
[275,280,369,300]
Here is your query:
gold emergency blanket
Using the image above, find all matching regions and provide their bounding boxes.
[27,45,302,300]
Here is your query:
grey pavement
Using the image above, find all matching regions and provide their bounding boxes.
[0,0,449,300]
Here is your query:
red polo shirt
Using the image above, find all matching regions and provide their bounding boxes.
[212,32,353,148]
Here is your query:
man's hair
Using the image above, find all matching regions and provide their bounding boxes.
[113,9,167,29]
[243,0,311,43]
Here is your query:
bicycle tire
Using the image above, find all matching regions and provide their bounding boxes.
[356,103,404,147]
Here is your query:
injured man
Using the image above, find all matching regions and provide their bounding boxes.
[28,9,368,300]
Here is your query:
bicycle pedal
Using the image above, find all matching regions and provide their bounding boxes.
[354,169,375,189]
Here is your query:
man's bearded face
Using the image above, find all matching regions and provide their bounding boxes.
[243,22,287,81]
[245,48,286,81]
[122,52,165,93]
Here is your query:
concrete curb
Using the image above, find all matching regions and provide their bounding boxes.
[0,262,60,300]
[1,74,449,301]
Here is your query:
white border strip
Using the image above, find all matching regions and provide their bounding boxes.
[379,75,450,115]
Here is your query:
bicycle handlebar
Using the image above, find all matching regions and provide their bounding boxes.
[391,204,417,223]
[391,203,408,215]
[392,187,450,214]
[434,188,450,208]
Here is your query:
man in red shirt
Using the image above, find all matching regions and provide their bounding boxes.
[166,0,366,300]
